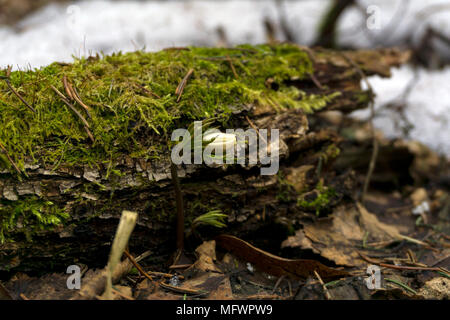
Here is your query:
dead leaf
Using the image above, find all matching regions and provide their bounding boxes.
[283,203,408,267]
[215,234,348,281]
[356,202,402,241]
[189,240,221,273]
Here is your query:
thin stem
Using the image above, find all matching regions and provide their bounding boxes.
[170,162,185,250]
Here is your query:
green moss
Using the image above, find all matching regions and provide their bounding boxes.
[0,197,69,243]
[0,44,338,175]
[297,182,336,216]
[276,171,295,203]
[355,90,372,105]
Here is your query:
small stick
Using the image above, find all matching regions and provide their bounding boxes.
[62,75,74,100]
[123,250,153,281]
[168,264,192,270]
[50,85,94,143]
[226,55,238,78]
[341,53,378,203]
[308,72,324,90]
[357,251,382,265]
[358,252,449,274]
[245,294,285,300]
[379,263,449,274]
[159,282,208,297]
[19,293,29,300]
[245,115,271,154]
[163,47,190,51]
[147,271,184,280]
[0,140,21,174]
[272,275,285,294]
[111,288,134,300]
[170,162,185,251]
[70,84,92,113]
[175,68,194,102]
[63,76,92,119]
[314,270,332,300]
[134,83,161,99]
[103,211,138,300]
[2,65,36,113]
[245,115,267,145]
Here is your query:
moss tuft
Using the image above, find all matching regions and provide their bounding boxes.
[0,44,338,175]
[0,197,69,242]
[297,182,336,216]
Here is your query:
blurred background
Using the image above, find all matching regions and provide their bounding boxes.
[0,0,449,157]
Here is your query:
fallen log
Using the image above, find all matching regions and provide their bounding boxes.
[0,44,410,275]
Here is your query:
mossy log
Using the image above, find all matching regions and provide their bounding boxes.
[0,44,409,275]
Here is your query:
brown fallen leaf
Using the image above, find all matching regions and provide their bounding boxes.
[283,203,426,267]
[215,234,348,281]
[189,240,221,273]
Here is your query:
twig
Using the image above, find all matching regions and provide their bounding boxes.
[341,53,378,203]
[134,83,161,99]
[111,288,134,300]
[148,271,184,280]
[159,282,208,297]
[0,140,21,175]
[134,250,152,263]
[163,47,190,51]
[226,55,238,78]
[50,85,95,143]
[272,275,286,294]
[314,270,332,300]
[170,162,185,250]
[63,76,92,119]
[103,210,138,300]
[245,115,267,145]
[308,72,324,90]
[62,75,74,100]
[359,251,449,274]
[70,83,91,112]
[123,250,153,281]
[245,294,286,300]
[169,264,192,270]
[357,251,382,265]
[19,293,29,300]
[379,263,449,274]
[175,68,194,102]
[2,65,36,113]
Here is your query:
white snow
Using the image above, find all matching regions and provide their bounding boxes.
[0,0,449,156]
[353,65,450,156]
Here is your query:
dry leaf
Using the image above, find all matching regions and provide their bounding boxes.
[283,203,406,267]
[216,234,348,281]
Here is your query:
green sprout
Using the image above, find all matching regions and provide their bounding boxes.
[192,210,228,230]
